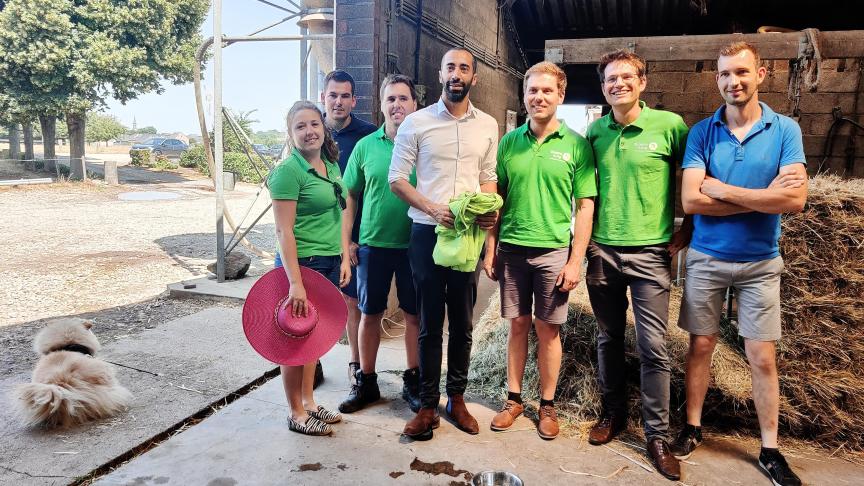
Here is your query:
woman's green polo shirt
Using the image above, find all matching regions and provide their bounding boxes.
[268,148,345,258]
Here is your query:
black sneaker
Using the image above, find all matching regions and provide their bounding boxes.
[670,424,703,460]
[338,369,380,413]
[759,448,802,486]
[401,367,421,413]
[312,360,325,389]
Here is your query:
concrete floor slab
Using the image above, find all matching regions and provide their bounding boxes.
[167,275,258,302]
[95,340,863,486]
[1,307,274,485]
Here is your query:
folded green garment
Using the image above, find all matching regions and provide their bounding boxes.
[433,191,503,271]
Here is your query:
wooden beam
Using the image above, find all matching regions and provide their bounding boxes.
[546,30,864,64]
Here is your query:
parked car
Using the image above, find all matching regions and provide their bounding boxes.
[252,144,270,157]
[268,144,285,159]
[130,138,188,158]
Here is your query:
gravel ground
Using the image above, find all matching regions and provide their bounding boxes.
[1,165,276,331]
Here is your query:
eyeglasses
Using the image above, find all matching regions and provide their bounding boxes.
[604,73,641,85]
[332,182,346,210]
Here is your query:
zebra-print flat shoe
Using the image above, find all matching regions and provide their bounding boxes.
[287,415,332,436]
[308,405,342,424]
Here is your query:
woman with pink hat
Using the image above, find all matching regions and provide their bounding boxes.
[245,101,351,436]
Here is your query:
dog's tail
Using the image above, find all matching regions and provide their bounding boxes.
[14,381,132,428]
[14,383,72,427]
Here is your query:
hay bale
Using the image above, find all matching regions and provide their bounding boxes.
[470,284,752,433]
[773,175,864,449]
[469,175,864,450]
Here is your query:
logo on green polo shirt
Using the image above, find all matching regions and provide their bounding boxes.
[549,150,571,162]
[632,141,659,152]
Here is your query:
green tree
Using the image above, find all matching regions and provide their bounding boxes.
[86,112,126,145]
[222,109,258,153]
[0,0,207,179]
[135,126,158,135]
[253,129,285,147]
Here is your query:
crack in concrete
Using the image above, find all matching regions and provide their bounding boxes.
[0,464,69,479]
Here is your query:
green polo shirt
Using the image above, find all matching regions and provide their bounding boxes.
[497,120,597,248]
[586,102,689,246]
[343,125,416,248]
[268,148,345,258]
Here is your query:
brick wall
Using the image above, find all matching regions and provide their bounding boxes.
[641,58,864,177]
[335,0,379,122]
[335,0,524,133]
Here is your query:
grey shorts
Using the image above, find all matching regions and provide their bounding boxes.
[496,242,570,325]
[679,248,784,341]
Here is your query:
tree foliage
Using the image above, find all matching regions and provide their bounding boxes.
[253,129,285,146]
[86,112,126,143]
[0,0,208,177]
[134,125,158,135]
[0,0,208,112]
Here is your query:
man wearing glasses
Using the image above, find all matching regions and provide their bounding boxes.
[584,50,690,481]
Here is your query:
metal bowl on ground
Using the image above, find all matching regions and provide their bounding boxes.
[471,471,524,486]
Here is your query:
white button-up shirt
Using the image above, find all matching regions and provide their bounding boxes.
[389,99,499,225]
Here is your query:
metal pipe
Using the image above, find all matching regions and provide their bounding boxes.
[301,27,309,100]
[310,46,319,102]
[214,0,226,282]
[414,0,423,81]
[247,13,302,37]
[224,34,333,43]
[253,0,297,14]
[226,203,274,255]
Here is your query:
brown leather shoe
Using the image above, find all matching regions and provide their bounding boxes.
[647,438,681,481]
[490,400,524,431]
[588,413,626,445]
[537,404,559,439]
[445,394,479,435]
[402,407,440,441]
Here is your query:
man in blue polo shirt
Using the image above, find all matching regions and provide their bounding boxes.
[672,42,807,486]
[322,70,377,396]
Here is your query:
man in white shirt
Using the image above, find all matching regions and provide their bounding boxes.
[389,47,499,441]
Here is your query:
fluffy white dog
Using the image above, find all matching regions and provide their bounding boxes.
[14,318,132,428]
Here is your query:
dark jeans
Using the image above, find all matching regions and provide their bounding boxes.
[274,252,341,288]
[408,223,479,408]
[585,241,672,441]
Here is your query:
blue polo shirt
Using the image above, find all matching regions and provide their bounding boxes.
[682,102,805,262]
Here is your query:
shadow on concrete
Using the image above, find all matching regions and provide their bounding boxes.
[153,225,276,278]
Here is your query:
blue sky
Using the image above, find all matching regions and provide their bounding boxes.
[103,2,593,136]
[106,1,303,135]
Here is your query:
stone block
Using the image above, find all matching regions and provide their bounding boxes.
[817,71,861,93]
[803,135,827,157]
[645,72,684,93]
[798,93,856,114]
[336,50,374,68]
[649,60,697,72]
[335,4,375,21]
[763,71,790,93]
[336,19,374,36]
[657,93,704,115]
[683,72,718,93]
[206,252,251,280]
[760,92,792,113]
[336,34,374,51]
[104,160,119,185]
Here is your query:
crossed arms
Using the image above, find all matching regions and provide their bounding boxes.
[681,163,808,216]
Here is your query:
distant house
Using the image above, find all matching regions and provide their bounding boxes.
[169,132,190,144]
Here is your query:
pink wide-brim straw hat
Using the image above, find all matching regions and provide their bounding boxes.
[243,266,347,366]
